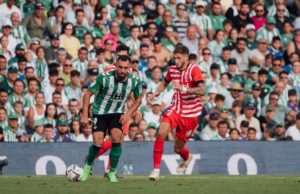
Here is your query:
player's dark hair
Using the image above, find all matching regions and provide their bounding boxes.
[174,44,189,55]
[117,55,131,63]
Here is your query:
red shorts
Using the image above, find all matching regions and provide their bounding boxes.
[161,111,199,142]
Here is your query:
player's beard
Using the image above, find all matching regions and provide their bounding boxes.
[116,72,128,82]
[176,61,187,71]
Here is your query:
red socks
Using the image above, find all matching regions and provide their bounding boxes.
[179,146,190,161]
[153,137,165,169]
[96,139,112,157]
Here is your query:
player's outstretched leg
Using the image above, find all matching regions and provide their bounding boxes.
[175,146,193,174]
[149,122,170,181]
[82,144,101,181]
[105,142,122,182]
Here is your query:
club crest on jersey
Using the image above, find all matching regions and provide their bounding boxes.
[185,130,193,137]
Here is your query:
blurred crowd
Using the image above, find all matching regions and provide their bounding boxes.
[1,0,300,142]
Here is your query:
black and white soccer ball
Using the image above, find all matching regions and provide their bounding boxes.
[66,164,83,181]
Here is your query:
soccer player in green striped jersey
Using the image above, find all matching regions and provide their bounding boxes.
[81,55,143,182]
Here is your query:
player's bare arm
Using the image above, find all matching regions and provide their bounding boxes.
[154,79,169,97]
[120,95,143,125]
[81,89,92,127]
[171,80,206,95]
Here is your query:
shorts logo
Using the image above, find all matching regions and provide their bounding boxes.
[185,130,192,137]
[93,118,97,130]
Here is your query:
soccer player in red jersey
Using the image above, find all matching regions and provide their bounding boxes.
[149,44,205,180]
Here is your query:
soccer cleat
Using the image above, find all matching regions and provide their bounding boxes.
[105,171,118,183]
[149,169,160,181]
[84,156,93,175]
[176,154,193,174]
[81,164,92,181]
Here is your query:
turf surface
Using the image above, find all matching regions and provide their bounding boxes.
[0,175,299,194]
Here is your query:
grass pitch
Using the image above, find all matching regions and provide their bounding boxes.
[0,175,299,194]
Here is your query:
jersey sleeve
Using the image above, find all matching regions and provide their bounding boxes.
[164,69,172,83]
[191,66,203,82]
[89,74,103,94]
[133,79,143,98]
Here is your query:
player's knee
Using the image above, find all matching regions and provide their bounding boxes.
[174,146,182,154]
[157,129,168,139]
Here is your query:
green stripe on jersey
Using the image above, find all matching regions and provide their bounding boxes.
[90,71,142,115]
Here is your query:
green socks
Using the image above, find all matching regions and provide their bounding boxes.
[109,143,122,172]
[86,144,101,166]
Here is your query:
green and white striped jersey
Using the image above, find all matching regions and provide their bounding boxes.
[89,71,142,115]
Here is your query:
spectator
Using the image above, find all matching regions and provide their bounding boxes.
[144,99,162,129]
[44,103,57,127]
[3,113,19,142]
[101,21,121,52]
[73,9,89,44]
[22,2,51,40]
[43,69,59,104]
[200,112,219,140]
[236,102,262,139]
[27,92,45,130]
[0,0,21,25]
[124,122,139,141]
[247,127,257,141]
[30,120,45,142]
[174,3,189,39]
[59,23,81,59]
[48,5,65,35]
[145,122,157,141]
[76,119,92,142]
[1,19,18,55]
[231,37,250,73]
[43,123,55,142]
[225,82,244,108]
[285,112,300,140]
[45,34,60,63]
[124,25,141,55]
[256,16,281,44]
[275,122,287,140]
[251,3,266,31]
[63,70,81,102]
[211,120,229,140]
[182,25,199,55]
[229,128,241,141]
[54,119,72,142]
[232,2,251,30]
[207,30,225,60]
[59,59,73,84]
[0,107,8,129]
[190,1,213,40]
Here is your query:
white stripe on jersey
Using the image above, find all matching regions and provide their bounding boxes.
[98,76,114,114]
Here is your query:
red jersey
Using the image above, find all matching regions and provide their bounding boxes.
[165,64,203,118]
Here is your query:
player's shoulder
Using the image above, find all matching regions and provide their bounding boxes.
[128,73,140,81]
[99,70,114,77]
[189,63,202,72]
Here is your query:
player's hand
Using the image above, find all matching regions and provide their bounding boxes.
[81,116,89,128]
[153,90,161,97]
[171,81,183,91]
[120,113,130,125]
